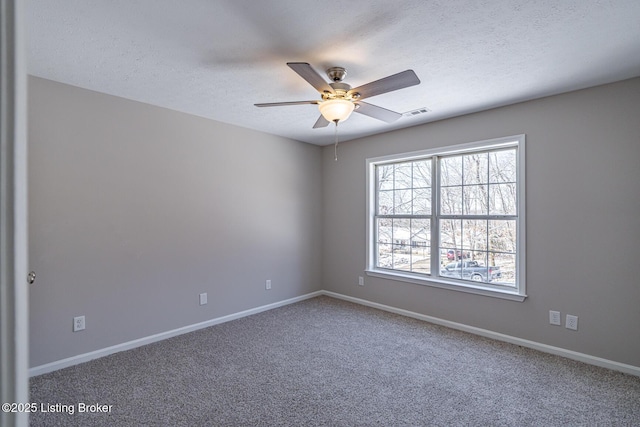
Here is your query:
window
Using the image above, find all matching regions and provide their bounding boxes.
[366,135,526,301]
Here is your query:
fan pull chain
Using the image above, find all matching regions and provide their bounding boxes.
[334,120,339,161]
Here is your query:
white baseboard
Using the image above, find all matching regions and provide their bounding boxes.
[29,291,323,377]
[30,289,639,378]
[322,290,640,377]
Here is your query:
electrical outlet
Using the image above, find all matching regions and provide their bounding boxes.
[73,316,85,332]
[358,276,364,286]
[566,314,578,331]
[199,292,208,305]
[265,279,271,290]
[549,310,561,325]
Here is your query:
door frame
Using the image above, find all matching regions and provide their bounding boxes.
[1,0,29,426]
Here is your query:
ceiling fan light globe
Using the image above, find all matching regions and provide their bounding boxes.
[318,99,355,123]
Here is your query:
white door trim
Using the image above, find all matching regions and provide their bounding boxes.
[1,0,29,425]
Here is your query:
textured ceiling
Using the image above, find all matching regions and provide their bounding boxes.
[28,0,640,146]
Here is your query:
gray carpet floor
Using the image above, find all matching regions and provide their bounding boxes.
[30,296,640,426]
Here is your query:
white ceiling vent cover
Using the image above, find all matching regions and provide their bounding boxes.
[403,107,431,117]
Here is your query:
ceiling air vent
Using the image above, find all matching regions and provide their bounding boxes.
[403,107,431,118]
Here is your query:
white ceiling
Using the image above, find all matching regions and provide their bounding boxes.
[28,0,640,146]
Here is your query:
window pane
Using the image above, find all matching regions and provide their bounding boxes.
[392,219,410,246]
[491,252,516,286]
[463,184,488,215]
[451,252,492,283]
[472,266,490,283]
[391,219,411,271]
[440,219,462,248]
[411,218,430,275]
[489,149,516,183]
[413,160,431,188]
[488,220,517,254]
[378,164,394,190]
[413,188,431,215]
[377,218,392,244]
[474,251,488,269]
[440,186,462,215]
[376,243,393,269]
[394,162,412,190]
[440,156,462,186]
[410,247,430,274]
[440,254,463,279]
[440,247,462,266]
[411,219,430,247]
[464,153,488,185]
[462,220,487,254]
[377,190,393,215]
[489,183,517,215]
[376,218,393,269]
[392,252,411,271]
[394,189,412,214]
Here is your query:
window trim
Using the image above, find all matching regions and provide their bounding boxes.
[366,135,526,301]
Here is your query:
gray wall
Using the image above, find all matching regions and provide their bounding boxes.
[322,78,640,367]
[28,77,323,367]
[29,75,640,370]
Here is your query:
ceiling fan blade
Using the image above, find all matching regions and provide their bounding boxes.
[254,101,319,107]
[354,101,402,123]
[287,62,335,94]
[349,70,420,100]
[312,115,330,129]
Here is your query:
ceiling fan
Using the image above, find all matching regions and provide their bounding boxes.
[255,62,421,128]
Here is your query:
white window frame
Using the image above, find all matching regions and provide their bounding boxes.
[366,135,526,301]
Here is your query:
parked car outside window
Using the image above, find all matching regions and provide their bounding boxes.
[440,260,501,282]
[446,250,470,260]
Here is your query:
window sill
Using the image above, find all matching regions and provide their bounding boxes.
[365,269,527,302]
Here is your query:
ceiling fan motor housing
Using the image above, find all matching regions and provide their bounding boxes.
[326,67,347,82]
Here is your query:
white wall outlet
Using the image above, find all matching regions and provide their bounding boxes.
[549,310,561,325]
[358,276,364,286]
[199,292,208,305]
[73,316,85,332]
[265,279,271,290]
[566,314,578,331]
